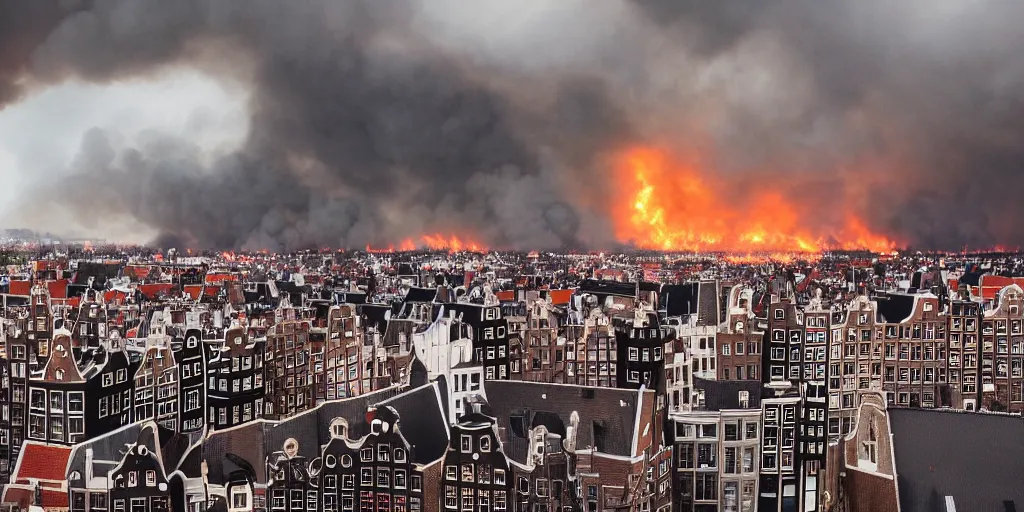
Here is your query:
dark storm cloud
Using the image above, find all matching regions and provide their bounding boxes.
[5,0,1024,250]
[627,0,1024,248]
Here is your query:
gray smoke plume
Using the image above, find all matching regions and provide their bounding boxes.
[3,0,1024,250]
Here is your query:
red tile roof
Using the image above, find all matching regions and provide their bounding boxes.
[14,443,72,482]
[139,283,176,299]
[104,290,130,303]
[184,284,221,300]
[2,486,68,509]
[977,275,1024,299]
[46,279,68,299]
[8,280,30,296]
[549,289,573,305]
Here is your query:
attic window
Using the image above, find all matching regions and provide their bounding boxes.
[924,302,934,312]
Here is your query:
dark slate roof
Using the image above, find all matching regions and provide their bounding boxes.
[74,262,121,286]
[661,283,698,317]
[159,430,204,474]
[482,381,641,464]
[378,383,449,464]
[875,293,916,323]
[67,423,147,479]
[335,291,367,304]
[889,408,1024,512]
[359,303,390,333]
[693,377,762,411]
[404,287,437,303]
[957,271,987,287]
[696,281,719,326]
[66,423,164,481]
[579,279,637,299]
[206,383,447,485]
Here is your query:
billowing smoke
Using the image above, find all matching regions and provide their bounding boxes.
[2,0,1024,250]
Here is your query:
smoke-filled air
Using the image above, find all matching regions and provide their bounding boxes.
[2,0,1024,253]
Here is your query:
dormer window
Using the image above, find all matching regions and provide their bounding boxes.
[55,369,65,381]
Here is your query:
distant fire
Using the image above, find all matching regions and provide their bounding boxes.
[366,234,484,253]
[421,234,483,252]
[723,253,818,265]
[613,147,899,254]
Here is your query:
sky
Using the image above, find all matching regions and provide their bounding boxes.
[0,69,249,241]
[2,0,1024,251]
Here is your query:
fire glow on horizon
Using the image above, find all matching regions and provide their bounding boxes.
[366,234,484,254]
[611,147,899,255]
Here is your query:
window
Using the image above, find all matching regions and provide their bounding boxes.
[128,471,138,487]
[231,489,248,509]
[722,344,731,356]
[724,423,739,441]
[444,486,458,509]
[50,392,64,411]
[445,465,457,481]
[742,447,755,473]
[480,436,491,452]
[461,435,472,452]
[462,464,473,482]
[394,447,406,462]
[30,389,45,409]
[536,479,549,497]
[494,469,506,485]
[394,469,407,489]
[377,468,390,487]
[697,443,717,468]
[146,470,156,486]
[677,444,694,469]
[695,473,718,501]
[629,347,639,361]
[724,447,737,474]
[745,421,757,439]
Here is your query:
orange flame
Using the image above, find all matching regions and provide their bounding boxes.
[613,147,898,254]
[421,234,484,252]
[366,244,396,254]
[221,251,237,262]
